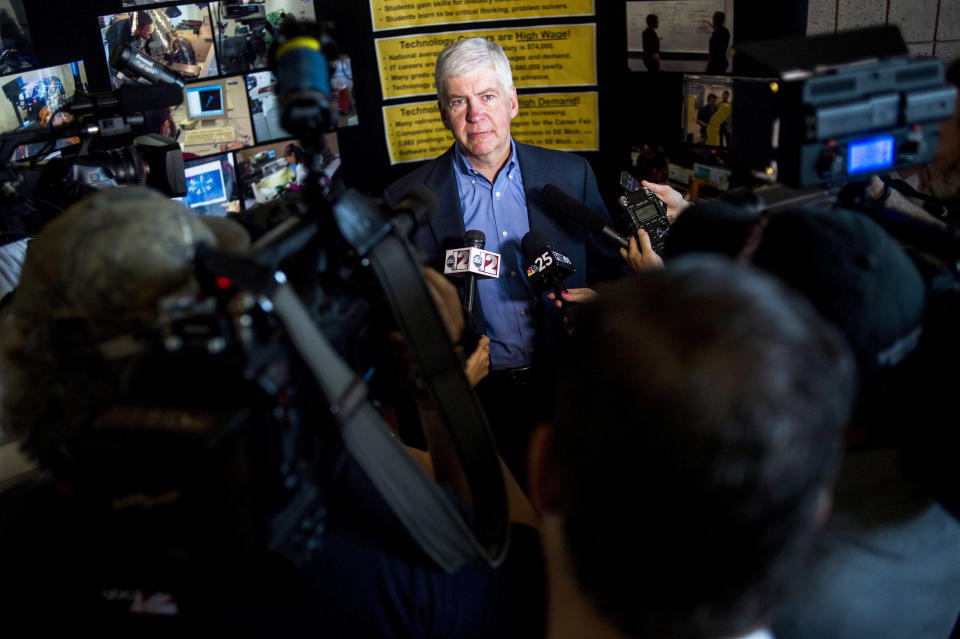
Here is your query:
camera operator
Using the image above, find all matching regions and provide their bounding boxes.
[0,186,543,636]
[530,257,857,639]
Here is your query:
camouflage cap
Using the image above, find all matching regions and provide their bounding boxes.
[2,187,250,471]
[13,187,241,336]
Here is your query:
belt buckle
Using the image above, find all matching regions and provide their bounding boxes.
[505,365,533,385]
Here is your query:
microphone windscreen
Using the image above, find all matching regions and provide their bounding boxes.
[395,185,438,226]
[465,229,485,248]
[521,229,551,259]
[541,184,607,235]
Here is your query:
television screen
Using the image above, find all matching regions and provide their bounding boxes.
[186,84,224,118]
[185,159,227,207]
[177,152,240,216]
[100,4,219,87]
[173,76,254,159]
[235,132,341,210]
[682,74,733,148]
[0,0,37,75]
[0,61,87,160]
[211,0,316,75]
[246,70,289,143]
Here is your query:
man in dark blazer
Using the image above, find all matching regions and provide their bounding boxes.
[384,37,622,478]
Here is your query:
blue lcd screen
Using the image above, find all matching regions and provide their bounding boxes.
[847,135,895,174]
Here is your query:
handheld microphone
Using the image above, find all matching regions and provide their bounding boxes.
[541,183,629,250]
[521,230,575,309]
[443,238,501,284]
[463,230,485,314]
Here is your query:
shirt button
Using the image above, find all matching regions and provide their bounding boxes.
[520,310,526,316]
[471,179,476,185]
[508,174,512,179]
[495,191,501,198]
[511,270,517,277]
[502,231,508,237]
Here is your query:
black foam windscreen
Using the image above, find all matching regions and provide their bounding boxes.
[541,184,607,235]
[521,229,551,259]
[465,229,485,248]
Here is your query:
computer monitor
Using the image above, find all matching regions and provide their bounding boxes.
[185,83,225,120]
[184,159,228,207]
[681,74,734,148]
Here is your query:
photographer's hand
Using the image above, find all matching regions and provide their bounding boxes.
[641,180,690,223]
[620,229,664,273]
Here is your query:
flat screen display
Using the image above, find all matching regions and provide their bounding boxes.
[186,84,224,118]
[185,159,227,207]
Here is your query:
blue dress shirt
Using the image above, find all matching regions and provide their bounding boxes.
[453,141,537,370]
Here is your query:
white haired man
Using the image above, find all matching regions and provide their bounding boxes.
[384,37,623,479]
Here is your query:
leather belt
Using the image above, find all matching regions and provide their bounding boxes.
[489,365,536,386]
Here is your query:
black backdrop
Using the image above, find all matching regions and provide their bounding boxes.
[23,0,807,207]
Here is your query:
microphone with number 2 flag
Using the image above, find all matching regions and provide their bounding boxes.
[521,230,575,310]
[463,230,485,314]
[443,231,501,313]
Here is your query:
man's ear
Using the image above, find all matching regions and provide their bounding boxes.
[438,100,451,131]
[509,86,519,120]
[528,423,562,515]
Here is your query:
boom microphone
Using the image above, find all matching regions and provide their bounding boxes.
[541,183,629,250]
[521,230,575,309]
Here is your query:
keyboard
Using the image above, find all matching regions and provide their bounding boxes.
[184,126,236,146]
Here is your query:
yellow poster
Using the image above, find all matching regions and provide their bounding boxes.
[514,92,599,150]
[370,0,595,32]
[383,92,598,164]
[375,24,596,99]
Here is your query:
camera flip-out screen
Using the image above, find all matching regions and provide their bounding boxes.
[847,135,895,175]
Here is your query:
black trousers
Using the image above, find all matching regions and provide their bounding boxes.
[474,367,554,491]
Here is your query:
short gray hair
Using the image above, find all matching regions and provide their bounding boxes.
[435,37,514,103]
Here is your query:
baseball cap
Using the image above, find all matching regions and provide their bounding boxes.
[13,186,248,339]
[750,206,925,383]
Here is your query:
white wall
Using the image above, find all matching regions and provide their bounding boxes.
[808,0,960,62]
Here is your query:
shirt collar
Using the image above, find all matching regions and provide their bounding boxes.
[453,139,520,183]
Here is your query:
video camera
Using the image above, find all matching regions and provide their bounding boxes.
[41,20,509,579]
[0,73,186,232]
[717,26,960,262]
[733,26,956,189]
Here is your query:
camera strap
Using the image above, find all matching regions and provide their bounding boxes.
[268,281,507,572]
[330,189,509,568]
[212,190,510,571]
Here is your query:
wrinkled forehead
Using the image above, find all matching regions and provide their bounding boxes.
[442,66,504,95]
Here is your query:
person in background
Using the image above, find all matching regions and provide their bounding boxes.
[705,11,730,73]
[697,93,717,141]
[642,14,661,72]
[284,142,308,187]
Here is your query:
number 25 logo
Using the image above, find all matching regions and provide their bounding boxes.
[534,251,553,271]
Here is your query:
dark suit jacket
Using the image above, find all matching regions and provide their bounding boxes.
[384,141,623,364]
